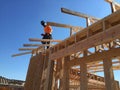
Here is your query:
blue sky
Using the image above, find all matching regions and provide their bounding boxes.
[0,0,120,83]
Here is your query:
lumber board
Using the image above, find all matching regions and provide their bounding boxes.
[49,24,120,60]
[103,58,115,90]
[105,0,113,3]
[47,21,84,29]
[88,65,120,71]
[69,48,120,66]
[23,44,53,47]
[19,48,36,51]
[80,61,88,90]
[105,0,120,7]
[29,38,62,42]
[44,60,54,90]
[12,51,32,57]
[24,56,40,90]
[62,56,70,90]
[61,8,100,20]
[87,61,120,68]
[32,53,44,90]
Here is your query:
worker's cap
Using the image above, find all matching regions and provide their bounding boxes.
[41,20,46,26]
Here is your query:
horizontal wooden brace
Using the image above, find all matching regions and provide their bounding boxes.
[12,51,32,57]
[49,24,120,60]
[23,44,53,47]
[61,8,100,20]
[29,38,62,42]
[69,48,120,66]
[47,21,84,29]
[19,48,36,51]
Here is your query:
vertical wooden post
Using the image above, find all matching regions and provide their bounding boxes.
[40,52,49,90]
[103,58,115,90]
[54,59,62,90]
[79,18,89,90]
[33,53,44,90]
[24,55,40,90]
[80,60,88,90]
[44,48,54,90]
[86,18,90,27]
[114,81,120,90]
[44,60,54,90]
[110,2,116,13]
[62,56,70,90]
[70,28,72,36]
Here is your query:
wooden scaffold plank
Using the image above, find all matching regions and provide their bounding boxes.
[29,38,62,42]
[103,58,115,90]
[61,8,100,21]
[12,51,32,57]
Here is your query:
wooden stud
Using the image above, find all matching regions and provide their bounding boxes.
[40,52,49,90]
[62,56,70,90]
[103,58,115,90]
[24,55,40,90]
[44,49,54,90]
[80,60,88,90]
[32,53,44,90]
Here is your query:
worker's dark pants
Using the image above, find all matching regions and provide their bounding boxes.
[41,33,52,49]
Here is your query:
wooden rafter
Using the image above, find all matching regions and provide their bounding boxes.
[29,38,62,42]
[12,51,32,57]
[23,44,53,47]
[47,21,83,29]
[69,48,120,66]
[19,48,36,51]
[61,8,100,21]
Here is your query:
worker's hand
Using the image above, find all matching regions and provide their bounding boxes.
[41,34,44,36]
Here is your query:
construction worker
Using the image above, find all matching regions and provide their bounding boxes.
[41,20,53,49]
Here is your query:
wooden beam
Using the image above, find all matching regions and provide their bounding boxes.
[40,52,49,89]
[44,53,54,90]
[88,65,120,72]
[105,0,120,13]
[23,44,53,47]
[87,61,120,68]
[47,22,83,29]
[50,24,120,60]
[62,56,70,90]
[69,48,120,66]
[29,38,62,42]
[12,51,32,57]
[61,8,100,20]
[19,48,36,51]
[80,61,88,90]
[105,0,113,3]
[32,53,44,90]
[105,0,120,7]
[103,58,115,90]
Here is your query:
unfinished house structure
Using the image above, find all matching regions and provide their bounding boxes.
[12,0,120,90]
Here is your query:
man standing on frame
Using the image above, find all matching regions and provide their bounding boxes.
[41,20,53,49]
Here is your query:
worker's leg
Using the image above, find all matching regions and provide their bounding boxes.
[41,35,46,44]
[47,42,50,49]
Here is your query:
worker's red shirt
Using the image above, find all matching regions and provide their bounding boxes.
[44,25,52,34]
